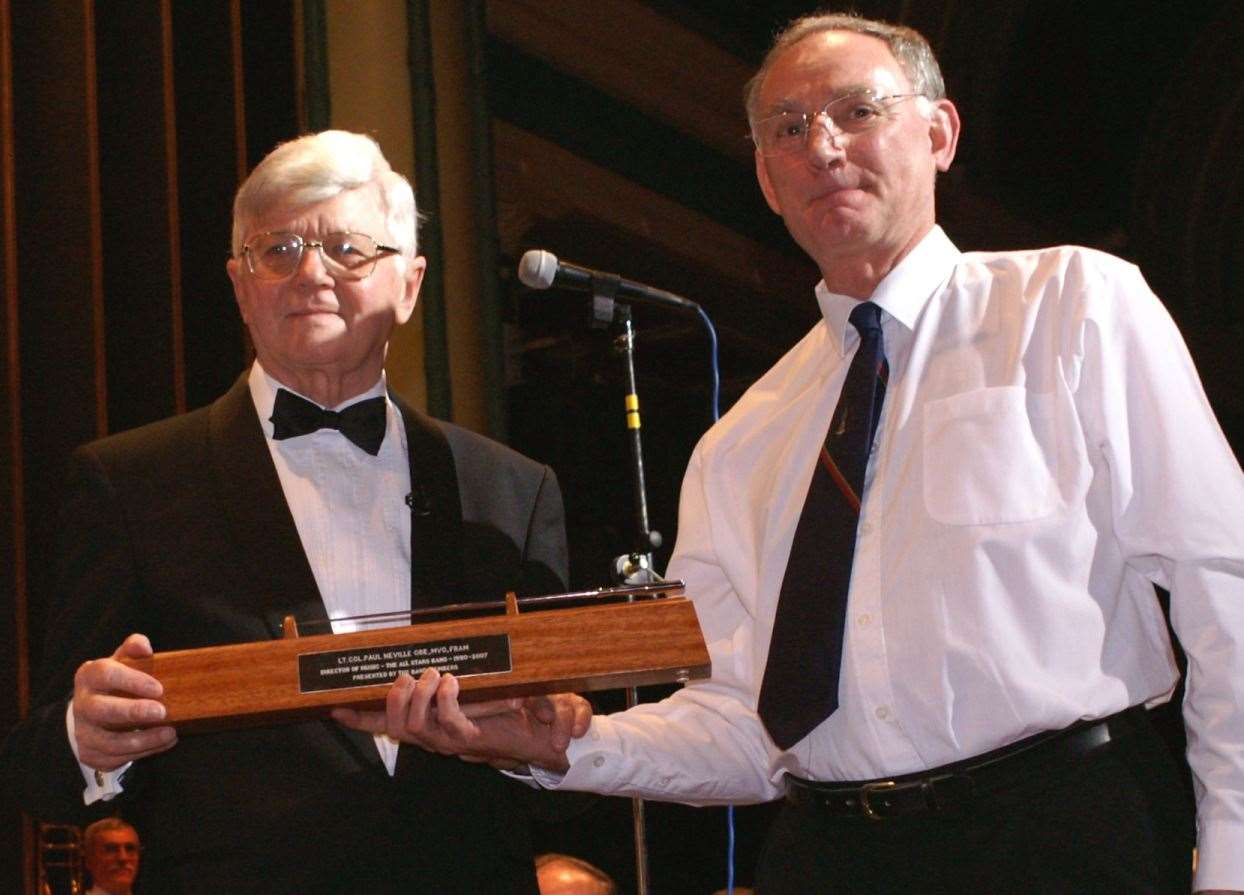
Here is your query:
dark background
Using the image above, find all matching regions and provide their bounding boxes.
[2,1,1240,891]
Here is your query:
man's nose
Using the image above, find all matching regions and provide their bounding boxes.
[805,114,844,164]
[294,242,333,283]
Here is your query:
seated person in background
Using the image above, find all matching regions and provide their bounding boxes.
[83,818,141,895]
[535,852,617,895]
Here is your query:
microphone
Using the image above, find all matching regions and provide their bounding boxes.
[518,249,699,313]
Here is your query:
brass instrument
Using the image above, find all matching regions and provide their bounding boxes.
[36,823,83,895]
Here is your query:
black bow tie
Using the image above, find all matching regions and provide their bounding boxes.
[270,388,387,455]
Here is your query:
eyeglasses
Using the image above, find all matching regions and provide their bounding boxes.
[751,89,926,156]
[240,231,400,281]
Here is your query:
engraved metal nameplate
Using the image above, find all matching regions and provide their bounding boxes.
[298,635,512,693]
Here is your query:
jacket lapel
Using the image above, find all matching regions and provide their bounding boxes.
[207,373,384,773]
[391,396,466,780]
[207,374,329,638]
[393,394,465,609]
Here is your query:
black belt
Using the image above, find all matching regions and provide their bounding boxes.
[785,706,1148,821]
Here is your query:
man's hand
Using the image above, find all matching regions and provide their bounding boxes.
[72,633,178,771]
[332,668,592,772]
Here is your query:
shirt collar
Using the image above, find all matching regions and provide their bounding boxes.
[814,226,961,355]
[248,361,389,439]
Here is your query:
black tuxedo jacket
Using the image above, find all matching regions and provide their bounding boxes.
[2,374,570,893]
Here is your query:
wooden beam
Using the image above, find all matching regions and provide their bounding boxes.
[487,0,754,164]
[492,120,811,308]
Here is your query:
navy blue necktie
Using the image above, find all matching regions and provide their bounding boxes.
[270,388,387,456]
[758,301,889,750]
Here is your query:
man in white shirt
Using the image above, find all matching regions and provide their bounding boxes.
[1,130,570,892]
[372,12,1244,895]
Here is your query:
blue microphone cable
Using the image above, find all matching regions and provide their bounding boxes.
[696,305,721,424]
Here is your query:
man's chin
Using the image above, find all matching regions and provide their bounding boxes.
[801,218,876,257]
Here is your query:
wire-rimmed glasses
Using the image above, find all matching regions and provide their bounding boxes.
[240,231,400,281]
[751,89,926,156]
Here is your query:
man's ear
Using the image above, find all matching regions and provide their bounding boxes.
[928,98,961,173]
[226,256,252,324]
[395,255,427,326]
[755,148,783,215]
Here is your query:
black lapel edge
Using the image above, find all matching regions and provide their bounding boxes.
[206,374,328,637]
[391,392,464,608]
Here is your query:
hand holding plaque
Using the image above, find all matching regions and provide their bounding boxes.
[333,668,591,772]
[73,633,179,772]
[118,581,708,734]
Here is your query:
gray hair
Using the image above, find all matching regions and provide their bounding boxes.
[231,130,419,259]
[745,12,946,126]
[83,817,138,852]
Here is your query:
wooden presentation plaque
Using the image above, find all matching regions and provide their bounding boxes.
[120,583,709,733]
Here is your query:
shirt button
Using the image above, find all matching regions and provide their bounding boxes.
[875,706,890,721]
[592,756,606,768]
[858,522,873,537]
[659,775,673,786]
[857,613,872,627]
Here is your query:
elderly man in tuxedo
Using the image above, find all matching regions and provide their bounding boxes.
[2,130,571,893]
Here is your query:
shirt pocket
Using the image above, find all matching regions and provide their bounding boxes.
[922,386,1060,526]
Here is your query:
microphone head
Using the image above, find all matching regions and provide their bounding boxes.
[518,249,558,290]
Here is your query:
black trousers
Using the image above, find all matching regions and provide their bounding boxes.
[755,714,1195,894]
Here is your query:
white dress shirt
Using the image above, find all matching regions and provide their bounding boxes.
[543,227,1244,891]
[249,363,412,775]
[74,361,413,799]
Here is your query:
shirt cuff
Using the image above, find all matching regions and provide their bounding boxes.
[498,765,542,789]
[527,763,566,789]
[1193,818,1244,892]
[66,701,129,805]
[527,719,616,791]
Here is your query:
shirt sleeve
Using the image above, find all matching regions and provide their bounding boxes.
[65,701,129,804]
[1072,257,1244,892]
[0,447,148,819]
[538,447,782,806]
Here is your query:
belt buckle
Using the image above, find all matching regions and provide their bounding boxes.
[859,780,897,821]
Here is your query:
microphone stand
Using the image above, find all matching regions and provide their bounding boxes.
[595,286,660,895]
[523,255,721,893]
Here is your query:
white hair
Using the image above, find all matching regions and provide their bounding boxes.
[231,130,418,258]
